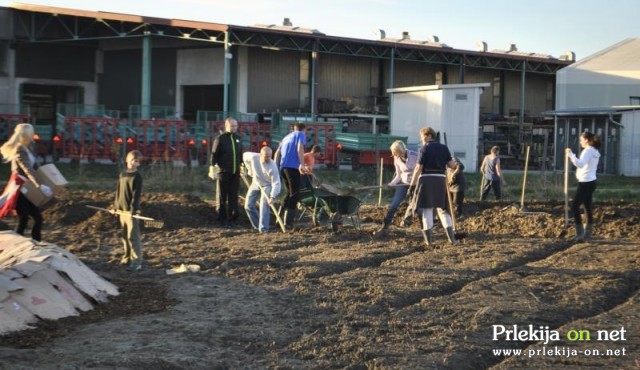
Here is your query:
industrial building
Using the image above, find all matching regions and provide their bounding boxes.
[0,3,571,122]
[547,38,640,176]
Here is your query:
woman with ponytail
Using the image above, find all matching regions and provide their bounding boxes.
[566,131,601,242]
[0,123,52,241]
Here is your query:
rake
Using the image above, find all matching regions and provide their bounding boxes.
[85,205,165,228]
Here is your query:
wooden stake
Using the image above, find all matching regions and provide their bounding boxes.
[564,150,569,228]
[520,145,530,210]
[378,157,384,207]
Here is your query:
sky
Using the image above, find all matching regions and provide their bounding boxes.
[2,0,639,61]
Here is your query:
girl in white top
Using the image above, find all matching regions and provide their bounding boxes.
[566,131,601,242]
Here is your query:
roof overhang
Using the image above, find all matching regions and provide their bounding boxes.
[543,106,640,116]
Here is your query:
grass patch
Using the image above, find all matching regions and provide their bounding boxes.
[1,162,637,203]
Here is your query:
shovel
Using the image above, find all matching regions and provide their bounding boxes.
[85,205,164,228]
[445,181,467,241]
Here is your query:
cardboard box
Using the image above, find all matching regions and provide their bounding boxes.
[36,164,68,189]
[20,181,52,207]
[19,164,67,207]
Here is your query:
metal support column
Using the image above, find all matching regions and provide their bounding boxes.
[519,61,526,125]
[141,36,152,119]
[388,48,395,128]
[389,48,395,90]
[223,31,231,118]
[604,118,609,174]
[310,48,318,120]
[458,55,465,83]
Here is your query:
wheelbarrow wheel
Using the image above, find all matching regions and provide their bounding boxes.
[312,208,330,226]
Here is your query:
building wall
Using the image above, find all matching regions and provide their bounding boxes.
[15,44,95,82]
[459,67,495,114]
[315,54,378,99]
[502,71,553,118]
[388,60,438,89]
[100,48,176,112]
[620,110,640,176]
[175,47,224,116]
[247,48,300,113]
[557,69,640,108]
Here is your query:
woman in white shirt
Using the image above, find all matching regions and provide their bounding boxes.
[566,131,601,242]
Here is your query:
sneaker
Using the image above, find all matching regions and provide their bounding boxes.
[400,219,411,228]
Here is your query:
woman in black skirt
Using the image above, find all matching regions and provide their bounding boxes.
[408,127,457,246]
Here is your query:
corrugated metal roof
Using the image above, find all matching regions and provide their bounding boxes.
[380,38,451,49]
[251,23,324,35]
[543,105,640,116]
[489,49,555,59]
[9,2,229,32]
[8,2,569,65]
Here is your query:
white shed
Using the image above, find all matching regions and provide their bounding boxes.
[556,38,640,109]
[387,83,489,173]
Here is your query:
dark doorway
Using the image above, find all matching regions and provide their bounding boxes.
[21,84,83,125]
[182,85,224,122]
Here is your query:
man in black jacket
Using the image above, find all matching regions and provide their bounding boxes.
[209,118,242,227]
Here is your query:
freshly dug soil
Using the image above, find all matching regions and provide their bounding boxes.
[0,189,638,369]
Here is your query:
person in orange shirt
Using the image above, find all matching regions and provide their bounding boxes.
[301,145,321,189]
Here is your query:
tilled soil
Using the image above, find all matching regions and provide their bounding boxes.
[0,189,638,369]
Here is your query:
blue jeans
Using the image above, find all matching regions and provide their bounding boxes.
[384,186,411,225]
[245,182,273,233]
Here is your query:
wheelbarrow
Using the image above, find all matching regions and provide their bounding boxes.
[298,182,363,231]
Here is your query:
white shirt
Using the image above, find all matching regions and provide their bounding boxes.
[569,146,600,182]
[243,152,281,199]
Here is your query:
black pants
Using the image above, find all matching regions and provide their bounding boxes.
[15,193,43,241]
[572,180,597,225]
[451,190,465,217]
[281,168,301,211]
[481,178,501,200]
[217,172,240,223]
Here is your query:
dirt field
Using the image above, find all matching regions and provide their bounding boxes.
[0,189,638,369]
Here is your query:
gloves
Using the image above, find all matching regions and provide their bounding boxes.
[40,184,53,197]
[208,165,219,180]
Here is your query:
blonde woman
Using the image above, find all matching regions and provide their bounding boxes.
[0,123,52,241]
[375,140,418,234]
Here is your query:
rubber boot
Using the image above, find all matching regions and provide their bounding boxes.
[422,229,433,247]
[583,223,593,241]
[445,227,457,245]
[284,209,296,230]
[572,223,585,243]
